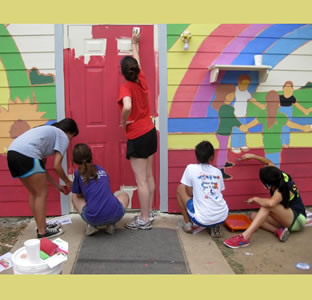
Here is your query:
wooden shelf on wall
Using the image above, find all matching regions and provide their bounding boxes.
[208,64,272,83]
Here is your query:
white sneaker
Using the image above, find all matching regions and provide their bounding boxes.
[125,216,152,230]
[182,222,193,234]
[85,224,99,236]
[148,210,158,222]
[231,147,241,154]
[136,211,158,222]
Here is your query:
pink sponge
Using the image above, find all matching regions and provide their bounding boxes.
[40,237,58,256]
[62,185,71,195]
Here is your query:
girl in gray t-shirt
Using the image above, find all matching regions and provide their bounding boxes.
[7,118,79,239]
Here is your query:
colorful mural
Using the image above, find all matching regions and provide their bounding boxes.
[0,24,56,155]
[0,24,58,216]
[167,24,312,211]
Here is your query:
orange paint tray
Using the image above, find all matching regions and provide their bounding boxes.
[225,214,252,232]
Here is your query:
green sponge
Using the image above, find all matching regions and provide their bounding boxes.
[40,250,49,260]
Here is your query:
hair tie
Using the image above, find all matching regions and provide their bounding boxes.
[282,172,289,183]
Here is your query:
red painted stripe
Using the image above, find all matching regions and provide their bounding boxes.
[168,148,312,212]
[0,155,61,217]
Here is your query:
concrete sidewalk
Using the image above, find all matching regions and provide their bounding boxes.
[2,212,234,274]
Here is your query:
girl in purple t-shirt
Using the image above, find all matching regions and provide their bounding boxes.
[71,143,129,236]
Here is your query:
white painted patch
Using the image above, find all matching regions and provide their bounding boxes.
[84,55,91,65]
[21,53,55,70]
[68,25,93,59]
[7,24,54,35]
[83,39,107,64]
[117,38,133,55]
[6,24,56,75]
[153,24,159,52]
[69,25,107,64]
[7,36,55,53]
[85,39,107,53]
[257,41,312,92]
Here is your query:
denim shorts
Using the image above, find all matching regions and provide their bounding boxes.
[186,198,225,227]
[81,205,126,226]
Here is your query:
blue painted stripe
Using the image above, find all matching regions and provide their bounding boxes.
[233,24,305,65]
[264,24,312,68]
[168,117,310,134]
[168,118,262,133]
[169,118,217,133]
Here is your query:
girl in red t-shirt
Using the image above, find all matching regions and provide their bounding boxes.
[118,30,157,230]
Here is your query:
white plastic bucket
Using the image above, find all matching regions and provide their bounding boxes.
[12,247,64,275]
[120,185,137,208]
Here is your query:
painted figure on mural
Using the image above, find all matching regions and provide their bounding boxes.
[118,29,157,230]
[280,80,312,147]
[231,74,265,154]
[240,90,312,167]
[7,119,79,239]
[224,153,307,249]
[212,84,248,179]
[176,141,229,237]
[71,144,129,236]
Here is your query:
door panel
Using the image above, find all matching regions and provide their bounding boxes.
[64,24,158,208]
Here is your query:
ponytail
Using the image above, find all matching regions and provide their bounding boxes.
[77,160,98,185]
[73,143,98,185]
[120,56,140,82]
[278,172,290,207]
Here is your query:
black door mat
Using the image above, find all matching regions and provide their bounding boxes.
[72,227,190,274]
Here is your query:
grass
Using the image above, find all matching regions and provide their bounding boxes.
[0,218,30,256]
[214,238,245,274]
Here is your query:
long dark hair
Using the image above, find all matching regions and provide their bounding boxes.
[51,118,79,137]
[259,166,290,206]
[120,56,140,82]
[73,143,98,184]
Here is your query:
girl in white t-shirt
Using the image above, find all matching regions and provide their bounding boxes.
[176,141,229,237]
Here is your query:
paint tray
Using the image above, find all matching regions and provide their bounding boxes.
[225,214,251,232]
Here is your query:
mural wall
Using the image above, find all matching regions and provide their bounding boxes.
[0,24,59,216]
[1,23,312,216]
[167,24,312,212]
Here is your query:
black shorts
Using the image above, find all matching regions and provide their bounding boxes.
[7,150,46,178]
[126,127,157,159]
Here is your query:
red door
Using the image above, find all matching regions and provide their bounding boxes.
[64,25,159,209]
